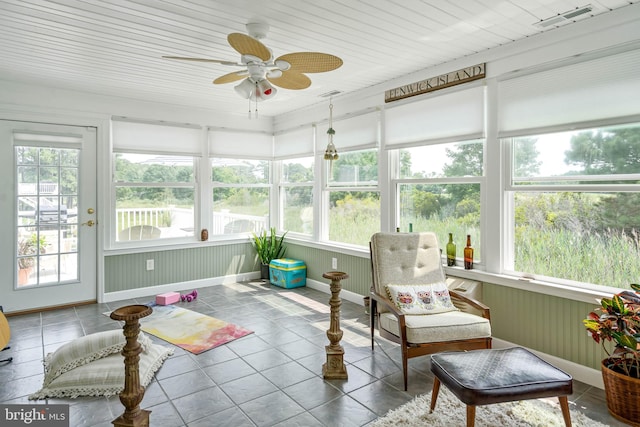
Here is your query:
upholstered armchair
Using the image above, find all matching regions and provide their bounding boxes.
[369,232,492,390]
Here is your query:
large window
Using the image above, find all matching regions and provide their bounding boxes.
[280,157,314,235]
[212,158,270,235]
[505,122,640,289]
[113,153,196,242]
[395,140,484,262]
[326,148,380,246]
[111,119,202,245]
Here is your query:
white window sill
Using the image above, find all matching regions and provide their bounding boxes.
[443,266,615,304]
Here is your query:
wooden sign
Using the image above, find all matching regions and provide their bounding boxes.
[385,63,485,103]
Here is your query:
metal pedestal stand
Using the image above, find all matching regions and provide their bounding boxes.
[110,305,153,427]
[322,271,349,380]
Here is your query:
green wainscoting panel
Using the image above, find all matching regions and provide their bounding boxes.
[483,283,608,371]
[285,243,372,295]
[104,242,258,292]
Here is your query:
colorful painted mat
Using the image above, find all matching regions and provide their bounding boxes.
[138,305,253,354]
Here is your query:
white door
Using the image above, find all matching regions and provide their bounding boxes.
[0,120,97,312]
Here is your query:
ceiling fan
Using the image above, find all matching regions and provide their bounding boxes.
[163,23,343,103]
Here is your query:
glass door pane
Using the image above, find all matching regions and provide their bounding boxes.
[16,146,80,287]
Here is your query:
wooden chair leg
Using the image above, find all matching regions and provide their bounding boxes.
[402,347,409,391]
[370,299,376,351]
[558,396,572,427]
[430,377,441,413]
[466,405,476,427]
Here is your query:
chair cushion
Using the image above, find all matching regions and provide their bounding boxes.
[370,232,446,303]
[386,282,457,315]
[379,311,491,344]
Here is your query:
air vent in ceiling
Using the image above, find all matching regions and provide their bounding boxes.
[534,4,594,29]
[320,90,342,98]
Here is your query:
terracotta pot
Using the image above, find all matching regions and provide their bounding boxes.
[601,359,640,426]
[18,267,32,286]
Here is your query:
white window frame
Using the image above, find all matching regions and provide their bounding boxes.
[277,156,315,239]
[210,157,272,237]
[111,152,199,247]
[501,118,640,290]
[321,146,380,247]
[391,139,485,262]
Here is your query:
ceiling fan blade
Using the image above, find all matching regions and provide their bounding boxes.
[275,52,343,73]
[268,71,312,90]
[162,56,240,66]
[227,33,271,61]
[213,71,248,84]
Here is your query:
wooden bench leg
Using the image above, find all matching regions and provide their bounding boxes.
[430,377,441,413]
[466,405,476,427]
[558,396,572,427]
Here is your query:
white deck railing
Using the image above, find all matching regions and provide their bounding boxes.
[116,207,268,235]
[117,207,168,229]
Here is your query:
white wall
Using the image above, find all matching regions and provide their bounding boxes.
[0,80,273,132]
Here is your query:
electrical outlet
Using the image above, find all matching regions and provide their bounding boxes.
[332,257,338,270]
[146,259,154,271]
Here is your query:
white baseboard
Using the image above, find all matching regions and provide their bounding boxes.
[103,274,364,305]
[305,278,368,306]
[101,272,261,303]
[492,338,604,389]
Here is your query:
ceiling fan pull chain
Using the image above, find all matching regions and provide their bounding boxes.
[255,81,259,118]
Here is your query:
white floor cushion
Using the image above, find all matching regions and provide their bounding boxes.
[30,342,172,399]
[42,329,153,387]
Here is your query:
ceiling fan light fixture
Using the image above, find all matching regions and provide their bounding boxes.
[234,78,255,99]
[252,79,277,101]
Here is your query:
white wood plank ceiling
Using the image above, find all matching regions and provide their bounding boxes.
[0,0,635,117]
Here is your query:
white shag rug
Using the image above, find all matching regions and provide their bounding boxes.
[371,387,610,427]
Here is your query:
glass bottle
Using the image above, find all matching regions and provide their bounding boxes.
[446,233,456,266]
[464,234,474,270]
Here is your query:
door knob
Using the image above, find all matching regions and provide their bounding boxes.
[87,208,95,214]
[81,220,96,227]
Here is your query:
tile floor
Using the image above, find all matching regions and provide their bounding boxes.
[0,280,628,426]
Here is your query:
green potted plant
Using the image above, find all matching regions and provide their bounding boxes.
[251,227,287,279]
[583,283,640,425]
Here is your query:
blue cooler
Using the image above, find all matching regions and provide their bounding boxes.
[269,258,306,288]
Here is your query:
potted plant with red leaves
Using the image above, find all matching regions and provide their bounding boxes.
[583,283,640,425]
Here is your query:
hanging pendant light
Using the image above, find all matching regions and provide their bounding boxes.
[324,99,339,171]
